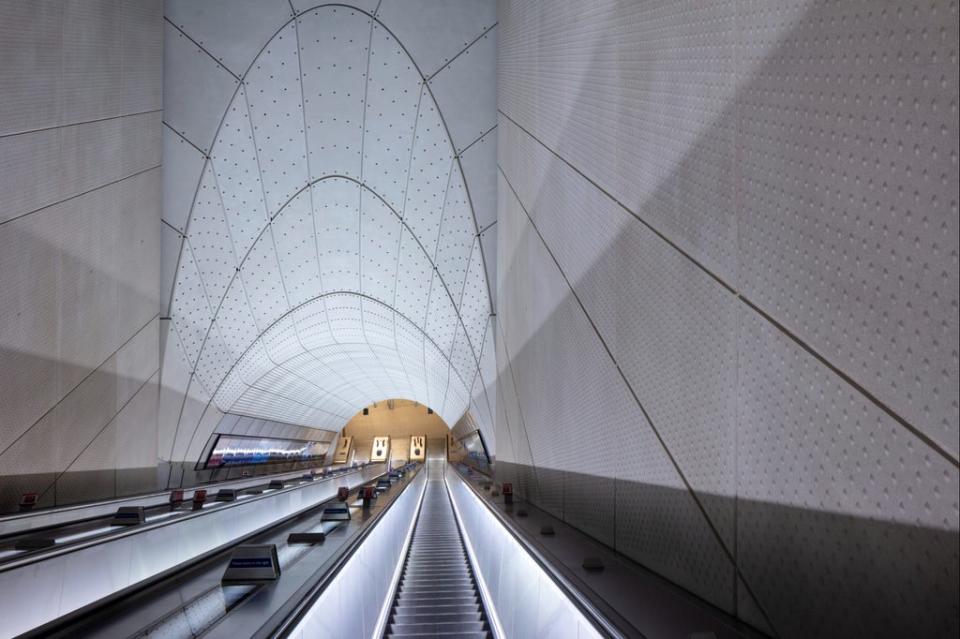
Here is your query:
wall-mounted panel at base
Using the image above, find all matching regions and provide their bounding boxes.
[333,436,353,464]
[409,435,426,462]
[370,436,390,462]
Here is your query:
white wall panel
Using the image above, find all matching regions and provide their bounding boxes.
[239,230,289,329]
[170,242,214,366]
[298,7,369,180]
[314,178,362,292]
[359,191,401,303]
[272,189,323,307]
[433,164,475,307]
[362,25,422,212]
[459,127,497,230]
[376,0,496,78]
[61,0,121,126]
[737,309,959,637]
[107,372,161,473]
[160,225,182,316]
[401,88,453,259]
[161,127,205,232]
[193,322,233,393]
[113,372,161,473]
[0,206,65,451]
[470,317,496,451]
[55,186,123,381]
[214,413,335,444]
[58,117,124,197]
[114,317,159,405]
[0,112,160,225]
[0,0,63,135]
[428,25,497,153]
[186,164,237,308]
[162,2,495,435]
[449,322,476,386]
[0,351,117,477]
[211,85,270,260]
[0,317,159,507]
[291,305,334,352]
[118,166,162,323]
[169,376,213,463]
[164,0,291,78]
[499,164,738,610]
[498,0,738,281]
[0,178,159,456]
[499,115,738,545]
[495,375,528,471]
[736,0,960,458]
[120,0,163,114]
[478,226,496,311]
[0,128,59,224]
[393,228,434,324]
[245,20,309,216]
[459,237,490,354]
[158,322,193,461]
[184,401,225,463]
[214,277,260,358]
[162,20,239,152]
[424,277,459,360]
[497,0,958,634]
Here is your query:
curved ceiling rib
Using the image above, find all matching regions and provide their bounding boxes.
[219,292,475,428]
[167,3,493,429]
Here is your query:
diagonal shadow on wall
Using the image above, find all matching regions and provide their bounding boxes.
[492,1,959,637]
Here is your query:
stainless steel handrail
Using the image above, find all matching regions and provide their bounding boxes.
[448,464,633,639]
[0,463,351,536]
[265,464,426,639]
[0,464,384,574]
[18,466,393,639]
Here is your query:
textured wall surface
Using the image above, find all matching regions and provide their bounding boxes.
[0,0,163,512]
[158,0,498,464]
[495,1,959,637]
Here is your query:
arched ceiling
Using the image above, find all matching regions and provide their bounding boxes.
[164,3,497,430]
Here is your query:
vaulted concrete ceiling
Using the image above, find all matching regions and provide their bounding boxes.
[162,1,498,430]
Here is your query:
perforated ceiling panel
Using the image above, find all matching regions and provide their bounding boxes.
[164,2,496,430]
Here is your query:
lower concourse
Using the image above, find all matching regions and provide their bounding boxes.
[0,1,957,638]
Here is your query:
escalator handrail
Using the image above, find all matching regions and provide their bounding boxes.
[264,464,426,639]
[448,465,632,639]
[0,463,350,531]
[0,464,385,574]
[18,466,393,639]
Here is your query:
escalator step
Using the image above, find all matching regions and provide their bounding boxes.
[381,471,493,639]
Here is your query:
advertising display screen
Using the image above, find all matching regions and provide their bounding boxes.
[202,434,330,469]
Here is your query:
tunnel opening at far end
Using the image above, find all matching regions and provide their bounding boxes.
[339,399,453,467]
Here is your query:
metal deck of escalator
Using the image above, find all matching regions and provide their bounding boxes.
[383,467,492,638]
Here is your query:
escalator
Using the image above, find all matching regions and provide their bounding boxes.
[383,467,492,638]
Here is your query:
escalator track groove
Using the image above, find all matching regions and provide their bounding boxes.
[383,472,492,638]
